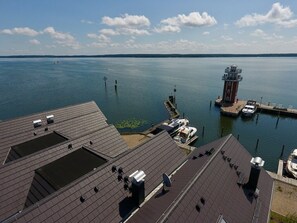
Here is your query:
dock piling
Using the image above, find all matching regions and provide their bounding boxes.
[202,126,205,137]
[275,116,280,128]
[209,100,212,110]
[237,134,240,141]
[255,138,259,151]
[280,145,285,159]
[256,113,259,124]
[221,128,224,137]
[114,80,118,92]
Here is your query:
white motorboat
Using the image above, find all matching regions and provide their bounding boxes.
[154,118,189,136]
[286,149,297,179]
[241,100,257,117]
[174,126,197,144]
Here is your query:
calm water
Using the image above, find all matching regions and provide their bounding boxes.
[1,57,297,171]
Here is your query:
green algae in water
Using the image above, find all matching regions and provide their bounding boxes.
[115,118,147,129]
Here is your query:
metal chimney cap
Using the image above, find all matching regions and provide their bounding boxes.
[129,170,146,183]
[251,157,265,167]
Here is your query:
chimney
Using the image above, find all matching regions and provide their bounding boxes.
[129,170,146,206]
[245,157,264,191]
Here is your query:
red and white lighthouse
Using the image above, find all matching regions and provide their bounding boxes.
[222,65,243,103]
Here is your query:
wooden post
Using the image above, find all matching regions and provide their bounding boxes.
[275,116,280,128]
[103,76,107,88]
[255,138,259,150]
[115,80,118,92]
[280,145,285,159]
[202,126,205,137]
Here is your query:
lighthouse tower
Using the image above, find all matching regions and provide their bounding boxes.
[222,65,243,104]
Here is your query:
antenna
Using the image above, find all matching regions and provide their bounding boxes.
[162,173,172,194]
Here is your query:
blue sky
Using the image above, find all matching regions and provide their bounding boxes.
[1,0,297,55]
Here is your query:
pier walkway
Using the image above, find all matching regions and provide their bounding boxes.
[215,98,297,118]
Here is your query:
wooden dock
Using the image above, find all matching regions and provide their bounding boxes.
[215,98,246,117]
[258,104,297,118]
[215,98,297,118]
[164,100,180,119]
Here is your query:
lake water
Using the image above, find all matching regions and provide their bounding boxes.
[1,57,297,171]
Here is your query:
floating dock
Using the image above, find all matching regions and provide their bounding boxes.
[215,98,297,118]
[215,98,246,117]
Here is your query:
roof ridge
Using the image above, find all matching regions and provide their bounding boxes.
[157,134,233,223]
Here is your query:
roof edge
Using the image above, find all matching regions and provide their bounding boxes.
[157,134,233,223]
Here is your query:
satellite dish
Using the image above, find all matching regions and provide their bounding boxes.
[162,173,172,194]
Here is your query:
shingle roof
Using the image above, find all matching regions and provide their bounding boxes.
[128,134,273,223]
[0,102,187,223]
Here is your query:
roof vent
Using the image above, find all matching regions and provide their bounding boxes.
[80,195,86,203]
[118,174,123,181]
[94,186,99,193]
[44,127,48,131]
[205,148,215,156]
[46,115,54,124]
[33,119,42,128]
[89,141,93,145]
[196,197,206,212]
[124,183,129,190]
[227,157,231,162]
[111,165,117,173]
[68,144,72,149]
[33,132,37,136]
[124,176,129,183]
[118,167,123,174]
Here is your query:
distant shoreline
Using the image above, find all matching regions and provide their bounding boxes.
[1,53,297,58]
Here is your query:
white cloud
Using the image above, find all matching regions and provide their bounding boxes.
[154,25,181,33]
[250,29,283,40]
[221,35,233,41]
[155,12,216,34]
[102,14,150,27]
[250,29,267,37]
[236,2,297,28]
[161,12,217,27]
[43,27,80,49]
[100,14,151,36]
[87,33,111,43]
[81,19,94,24]
[99,29,119,36]
[120,28,150,36]
[29,39,40,45]
[203,31,210,35]
[0,27,39,36]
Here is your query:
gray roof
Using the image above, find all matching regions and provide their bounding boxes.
[0,102,187,223]
[128,134,273,223]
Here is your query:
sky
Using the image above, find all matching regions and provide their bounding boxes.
[1,0,297,55]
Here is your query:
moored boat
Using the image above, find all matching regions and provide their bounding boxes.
[174,126,197,144]
[152,118,189,137]
[241,100,257,117]
[286,149,297,179]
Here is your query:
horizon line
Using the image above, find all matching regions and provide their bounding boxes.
[1,53,297,58]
